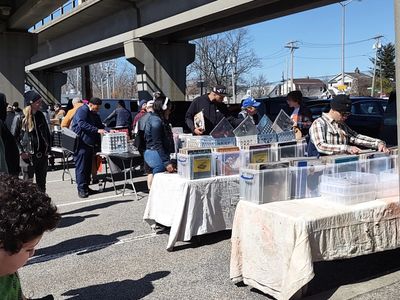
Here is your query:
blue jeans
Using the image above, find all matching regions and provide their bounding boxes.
[144,150,166,174]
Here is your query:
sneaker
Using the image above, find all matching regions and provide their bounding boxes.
[78,191,88,198]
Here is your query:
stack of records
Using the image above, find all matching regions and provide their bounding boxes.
[178,148,213,179]
[213,146,240,176]
[210,117,235,138]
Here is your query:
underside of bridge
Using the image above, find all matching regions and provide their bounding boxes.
[1,0,348,103]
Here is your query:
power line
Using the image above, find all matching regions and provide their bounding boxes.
[299,37,379,48]
[294,52,374,60]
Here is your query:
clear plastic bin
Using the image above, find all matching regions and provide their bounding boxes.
[320,171,377,205]
[323,156,360,174]
[240,166,289,204]
[359,154,391,175]
[101,133,128,154]
[289,163,327,199]
[240,146,278,168]
[177,153,214,180]
[275,140,305,160]
[213,151,241,176]
[377,169,399,199]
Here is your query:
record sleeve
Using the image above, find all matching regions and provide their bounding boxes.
[233,116,257,137]
[209,117,235,138]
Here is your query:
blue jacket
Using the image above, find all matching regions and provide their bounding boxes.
[72,105,104,147]
[145,113,174,166]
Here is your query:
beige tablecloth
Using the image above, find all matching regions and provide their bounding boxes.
[143,173,239,250]
[230,197,400,300]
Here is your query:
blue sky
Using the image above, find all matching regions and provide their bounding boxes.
[245,0,394,83]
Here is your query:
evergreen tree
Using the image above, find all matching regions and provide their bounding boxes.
[370,43,395,81]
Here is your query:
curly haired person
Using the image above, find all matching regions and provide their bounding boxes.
[0,174,60,300]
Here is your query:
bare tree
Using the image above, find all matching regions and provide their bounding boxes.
[188,28,261,96]
[249,74,269,98]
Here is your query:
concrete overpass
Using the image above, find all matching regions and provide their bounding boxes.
[0,0,369,103]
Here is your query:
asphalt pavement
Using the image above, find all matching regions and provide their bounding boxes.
[18,161,400,300]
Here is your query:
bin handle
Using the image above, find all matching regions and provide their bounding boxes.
[240,174,254,180]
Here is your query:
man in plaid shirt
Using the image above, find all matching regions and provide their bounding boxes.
[309,94,389,155]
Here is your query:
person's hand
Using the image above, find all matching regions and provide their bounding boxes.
[347,146,361,154]
[98,129,106,134]
[20,152,30,160]
[194,128,204,135]
[378,142,389,153]
[166,164,175,173]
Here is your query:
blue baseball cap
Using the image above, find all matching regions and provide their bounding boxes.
[242,97,260,109]
[139,99,147,107]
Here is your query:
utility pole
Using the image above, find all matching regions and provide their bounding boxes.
[338,0,361,92]
[371,35,383,97]
[228,55,236,104]
[285,41,299,93]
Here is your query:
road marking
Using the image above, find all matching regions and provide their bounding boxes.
[27,232,158,265]
[57,194,129,207]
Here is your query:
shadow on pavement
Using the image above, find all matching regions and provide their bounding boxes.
[57,214,99,228]
[28,230,134,265]
[61,271,170,300]
[171,230,232,252]
[305,248,400,298]
[61,200,133,216]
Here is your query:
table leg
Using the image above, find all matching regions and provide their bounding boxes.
[106,156,118,195]
[129,158,138,200]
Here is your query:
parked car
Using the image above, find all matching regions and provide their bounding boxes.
[380,92,397,146]
[306,97,387,139]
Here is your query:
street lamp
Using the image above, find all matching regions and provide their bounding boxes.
[338,0,361,92]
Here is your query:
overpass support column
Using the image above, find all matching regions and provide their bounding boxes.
[27,71,67,104]
[0,32,36,103]
[124,40,195,100]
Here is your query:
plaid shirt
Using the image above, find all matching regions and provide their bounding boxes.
[309,113,384,155]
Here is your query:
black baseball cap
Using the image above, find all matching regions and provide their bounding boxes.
[330,94,352,113]
[89,97,102,105]
[212,85,228,96]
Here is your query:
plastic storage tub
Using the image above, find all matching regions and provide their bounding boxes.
[177,153,214,180]
[213,151,241,176]
[377,169,399,199]
[240,147,278,168]
[320,171,377,205]
[101,133,128,154]
[289,163,327,199]
[240,167,289,204]
[236,135,258,149]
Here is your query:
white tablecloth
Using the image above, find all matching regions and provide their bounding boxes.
[230,197,400,300]
[143,173,239,250]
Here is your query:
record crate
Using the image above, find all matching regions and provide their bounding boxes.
[177,153,214,180]
[101,132,128,154]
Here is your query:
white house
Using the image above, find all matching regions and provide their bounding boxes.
[328,68,372,96]
[273,77,326,98]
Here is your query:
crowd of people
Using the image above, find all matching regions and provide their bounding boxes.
[0,84,396,298]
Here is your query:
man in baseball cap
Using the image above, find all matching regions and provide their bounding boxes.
[309,94,388,156]
[185,84,238,135]
[238,97,260,124]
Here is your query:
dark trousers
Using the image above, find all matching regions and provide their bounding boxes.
[74,143,93,193]
[22,155,48,192]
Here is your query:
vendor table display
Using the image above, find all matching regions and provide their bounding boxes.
[230,196,400,300]
[143,173,239,250]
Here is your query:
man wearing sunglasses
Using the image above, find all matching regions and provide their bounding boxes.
[309,94,388,156]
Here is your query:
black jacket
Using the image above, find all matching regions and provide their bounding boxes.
[185,94,238,135]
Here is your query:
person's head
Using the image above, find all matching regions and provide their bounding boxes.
[23,90,43,114]
[138,99,147,111]
[146,100,154,113]
[54,103,61,111]
[287,90,303,108]
[209,85,228,103]
[6,105,13,112]
[12,101,19,110]
[72,97,82,107]
[153,96,172,120]
[0,174,60,276]
[88,97,102,112]
[329,94,352,123]
[152,91,162,100]
[117,100,126,109]
[241,97,260,116]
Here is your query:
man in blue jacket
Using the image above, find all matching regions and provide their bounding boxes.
[72,97,106,198]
